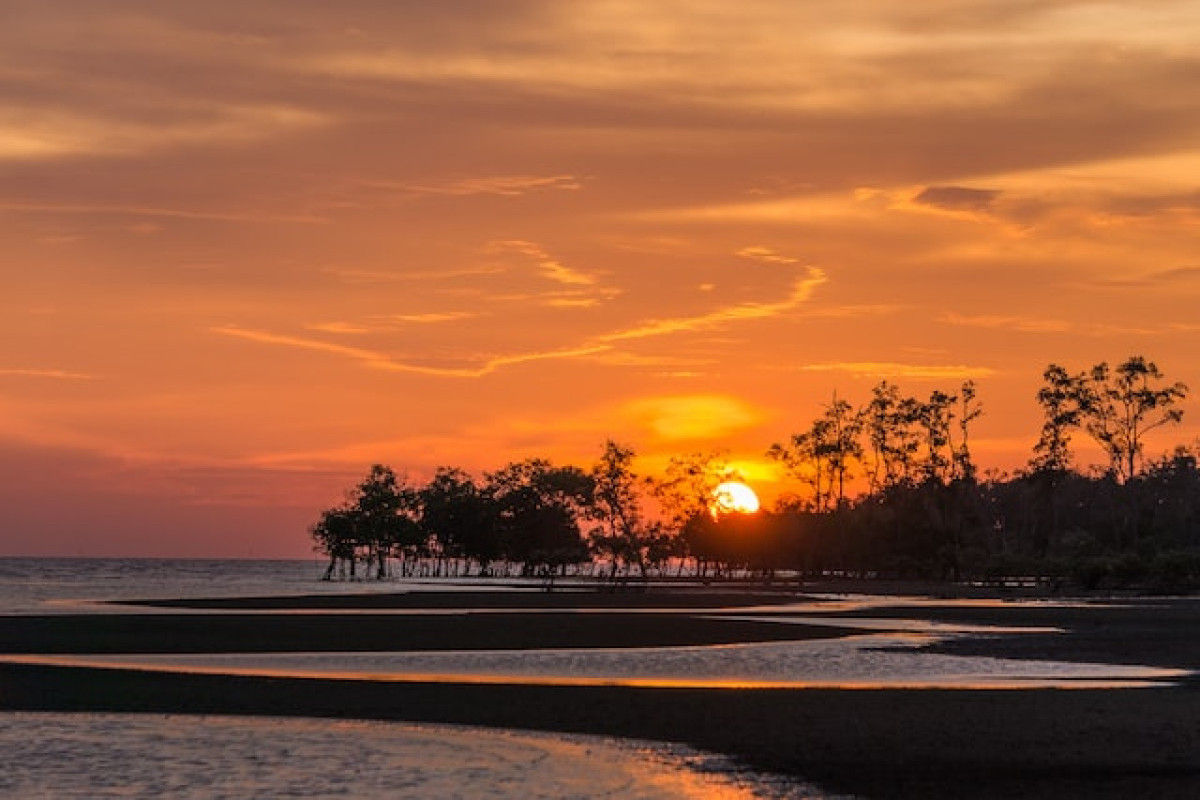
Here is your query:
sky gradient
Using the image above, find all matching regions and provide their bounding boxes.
[4,1,1200,556]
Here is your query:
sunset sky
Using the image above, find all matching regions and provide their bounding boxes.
[4,1,1199,557]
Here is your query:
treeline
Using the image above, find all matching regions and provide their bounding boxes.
[311,442,666,582]
[311,355,1200,590]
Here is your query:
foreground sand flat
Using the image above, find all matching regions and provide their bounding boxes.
[3,587,1200,799]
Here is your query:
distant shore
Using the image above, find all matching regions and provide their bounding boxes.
[3,586,1200,798]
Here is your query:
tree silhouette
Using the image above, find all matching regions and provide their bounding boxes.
[310,464,420,580]
[918,389,957,484]
[486,459,592,579]
[307,353,1200,591]
[1032,364,1084,475]
[952,380,983,483]
[311,506,358,580]
[862,381,922,491]
[588,440,657,579]
[1076,356,1188,483]
[771,394,865,511]
[649,450,743,574]
[418,467,497,575]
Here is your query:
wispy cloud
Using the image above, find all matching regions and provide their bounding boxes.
[305,322,371,335]
[213,266,828,379]
[737,246,798,264]
[306,313,475,335]
[492,240,599,286]
[0,200,325,225]
[211,325,610,378]
[489,288,624,307]
[545,297,602,309]
[587,352,714,369]
[367,174,582,197]
[799,362,997,380]
[212,326,423,371]
[0,368,95,380]
[941,313,1162,338]
[386,312,477,324]
[940,313,1072,333]
[0,105,327,162]
[596,267,827,344]
[322,266,506,285]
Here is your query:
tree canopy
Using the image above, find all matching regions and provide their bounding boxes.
[311,355,1200,591]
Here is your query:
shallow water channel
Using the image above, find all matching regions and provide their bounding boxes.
[5,617,1185,689]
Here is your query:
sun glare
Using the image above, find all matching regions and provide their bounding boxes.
[711,481,761,516]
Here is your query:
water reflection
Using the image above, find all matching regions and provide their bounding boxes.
[710,614,1064,634]
[0,713,788,799]
[5,632,1186,690]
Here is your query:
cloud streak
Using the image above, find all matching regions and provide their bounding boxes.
[940,313,1071,334]
[364,174,582,197]
[212,265,827,378]
[941,314,1165,338]
[211,324,610,378]
[0,200,325,225]
[596,268,827,344]
[0,105,327,162]
[799,362,997,380]
[0,368,95,380]
[386,312,478,324]
[737,246,798,264]
[492,240,600,287]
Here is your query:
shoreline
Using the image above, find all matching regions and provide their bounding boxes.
[5,662,1200,799]
[5,586,1200,798]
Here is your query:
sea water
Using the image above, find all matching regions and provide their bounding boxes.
[0,557,1186,798]
[0,557,366,614]
[0,559,824,797]
[0,713,808,799]
[0,557,568,614]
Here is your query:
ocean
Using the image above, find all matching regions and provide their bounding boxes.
[0,557,1186,798]
[0,558,808,798]
[0,557,343,615]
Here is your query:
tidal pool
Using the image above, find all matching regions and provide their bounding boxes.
[6,630,1185,689]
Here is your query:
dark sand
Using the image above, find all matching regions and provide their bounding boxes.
[799,596,1200,670]
[111,586,809,610]
[0,610,853,654]
[4,587,1200,798]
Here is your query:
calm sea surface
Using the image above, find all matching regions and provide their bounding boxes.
[0,558,1186,798]
[0,558,818,798]
[0,557,368,614]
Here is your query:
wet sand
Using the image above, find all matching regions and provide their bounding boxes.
[110,586,810,610]
[799,596,1200,670]
[3,587,1200,798]
[0,609,853,654]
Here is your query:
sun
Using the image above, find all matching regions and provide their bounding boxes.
[711,481,761,516]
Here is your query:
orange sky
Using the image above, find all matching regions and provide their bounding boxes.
[3,1,1199,557]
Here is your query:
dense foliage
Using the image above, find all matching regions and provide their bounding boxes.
[312,356,1200,590]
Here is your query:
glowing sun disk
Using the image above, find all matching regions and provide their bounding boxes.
[712,481,760,516]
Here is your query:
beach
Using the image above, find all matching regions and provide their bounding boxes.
[3,580,1200,798]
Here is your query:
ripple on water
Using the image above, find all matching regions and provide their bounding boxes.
[0,713,824,799]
